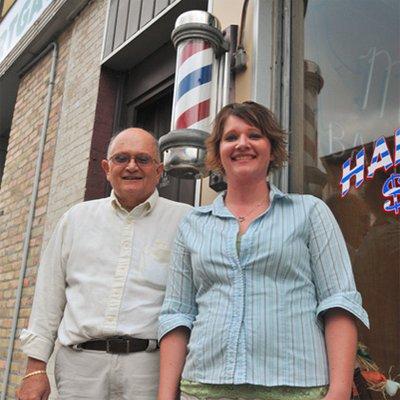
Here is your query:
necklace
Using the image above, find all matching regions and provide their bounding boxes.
[236,202,265,223]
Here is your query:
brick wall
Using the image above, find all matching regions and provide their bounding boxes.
[0,0,108,398]
[0,29,72,397]
[43,0,108,240]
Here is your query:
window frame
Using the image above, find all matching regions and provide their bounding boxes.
[252,0,291,192]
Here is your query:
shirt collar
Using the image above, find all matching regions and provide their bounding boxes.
[196,182,288,218]
[110,189,159,217]
[269,183,288,201]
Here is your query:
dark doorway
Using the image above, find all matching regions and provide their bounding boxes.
[121,41,196,205]
[129,88,195,205]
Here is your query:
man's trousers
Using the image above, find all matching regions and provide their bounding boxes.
[55,345,159,399]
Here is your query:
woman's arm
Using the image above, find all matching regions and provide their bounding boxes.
[158,327,190,400]
[158,218,197,400]
[323,308,357,400]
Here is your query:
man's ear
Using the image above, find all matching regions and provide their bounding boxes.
[156,163,164,178]
[101,159,110,177]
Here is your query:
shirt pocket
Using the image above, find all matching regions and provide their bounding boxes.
[139,241,171,290]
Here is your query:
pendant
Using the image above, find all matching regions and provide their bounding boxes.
[238,216,245,223]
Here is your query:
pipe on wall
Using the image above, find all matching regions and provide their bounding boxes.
[1,41,58,400]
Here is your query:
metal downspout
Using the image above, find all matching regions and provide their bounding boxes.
[1,41,58,400]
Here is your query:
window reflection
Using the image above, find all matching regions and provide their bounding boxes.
[303,0,399,375]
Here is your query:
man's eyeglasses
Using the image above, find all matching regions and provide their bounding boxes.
[109,153,157,166]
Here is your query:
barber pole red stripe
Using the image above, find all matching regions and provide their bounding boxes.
[176,99,210,129]
[179,41,211,65]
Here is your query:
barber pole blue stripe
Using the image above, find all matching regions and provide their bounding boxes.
[177,65,212,100]
[179,47,213,81]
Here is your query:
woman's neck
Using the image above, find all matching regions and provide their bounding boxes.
[225,179,270,207]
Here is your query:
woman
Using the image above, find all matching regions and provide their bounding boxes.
[157,101,369,400]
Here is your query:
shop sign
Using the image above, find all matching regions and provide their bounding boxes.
[0,0,54,64]
[340,128,400,215]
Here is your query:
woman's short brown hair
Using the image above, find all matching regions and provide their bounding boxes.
[205,101,288,174]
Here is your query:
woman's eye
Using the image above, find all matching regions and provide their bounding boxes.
[224,134,238,142]
[249,132,262,139]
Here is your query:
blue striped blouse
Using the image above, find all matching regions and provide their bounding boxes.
[159,184,369,387]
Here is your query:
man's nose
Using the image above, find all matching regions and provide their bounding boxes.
[125,157,139,169]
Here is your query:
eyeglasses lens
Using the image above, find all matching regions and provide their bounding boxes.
[111,153,152,166]
[135,154,151,165]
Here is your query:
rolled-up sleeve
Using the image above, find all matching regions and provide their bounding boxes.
[158,220,198,340]
[20,213,68,362]
[309,198,369,328]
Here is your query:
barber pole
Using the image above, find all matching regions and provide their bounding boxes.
[160,10,226,179]
[172,39,214,131]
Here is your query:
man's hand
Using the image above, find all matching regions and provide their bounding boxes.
[17,373,50,400]
[16,357,50,400]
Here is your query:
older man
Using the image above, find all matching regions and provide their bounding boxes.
[17,128,192,399]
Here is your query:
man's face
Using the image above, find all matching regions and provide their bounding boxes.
[101,129,163,210]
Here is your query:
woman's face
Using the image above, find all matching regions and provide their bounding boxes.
[219,115,273,182]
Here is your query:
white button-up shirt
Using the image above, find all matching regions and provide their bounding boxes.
[21,190,192,362]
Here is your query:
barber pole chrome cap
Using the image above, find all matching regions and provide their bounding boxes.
[160,10,226,179]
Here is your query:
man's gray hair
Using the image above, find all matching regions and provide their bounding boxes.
[106,128,161,162]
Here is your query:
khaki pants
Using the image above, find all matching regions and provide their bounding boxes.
[55,345,159,400]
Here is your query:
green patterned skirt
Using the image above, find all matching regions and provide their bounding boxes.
[180,380,328,400]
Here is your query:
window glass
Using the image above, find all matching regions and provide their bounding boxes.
[303,0,399,374]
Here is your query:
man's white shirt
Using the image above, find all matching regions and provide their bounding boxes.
[20,190,192,362]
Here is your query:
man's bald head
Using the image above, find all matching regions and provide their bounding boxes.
[102,127,163,211]
[107,128,160,162]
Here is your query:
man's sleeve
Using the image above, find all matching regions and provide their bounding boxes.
[158,219,198,340]
[20,213,69,362]
[308,197,369,328]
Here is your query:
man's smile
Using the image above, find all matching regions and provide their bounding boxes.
[122,175,143,180]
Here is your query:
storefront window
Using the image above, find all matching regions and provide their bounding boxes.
[302,0,399,374]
